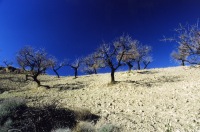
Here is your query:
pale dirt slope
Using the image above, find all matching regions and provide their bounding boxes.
[0,66,200,131]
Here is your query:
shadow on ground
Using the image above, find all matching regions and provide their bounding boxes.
[0,98,100,132]
[125,75,182,87]
[53,81,86,90]
[136,70,159,75]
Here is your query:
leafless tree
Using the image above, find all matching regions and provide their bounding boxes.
[68,58,82,78]
[135,44,152,70]
[96,36,127,83]
[117,35,139,72]
[116,35,152,71]
[143,56,153,69]
[171,44,189,66]
[82,52,105,74]
[163,21,200,65]
[16,46,52,87]
[49,56,67,78]
[3,59,13,67]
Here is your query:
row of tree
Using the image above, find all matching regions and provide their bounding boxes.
[2,21,200,87]
[14,34,152,86]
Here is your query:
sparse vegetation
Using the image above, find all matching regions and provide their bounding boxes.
[0,66,199,131]
[0,27,200,132]
[0,0,199,129]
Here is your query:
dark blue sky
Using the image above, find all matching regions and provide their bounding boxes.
[0,0,200,75]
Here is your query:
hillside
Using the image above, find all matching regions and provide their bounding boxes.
[0,66,200,131]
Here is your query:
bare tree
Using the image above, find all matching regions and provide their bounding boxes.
[96,37,127,83]
[68,58,82,78]
[3,59,13,67]
[82,53,105,74]
[116,35,152,71]
[171,44,189,66]
[16,46,52,87]
[163,21,200,65]
[49,57,67,78]
[135,44,152,70]
[118,36,139,72]
[143,56,153,69]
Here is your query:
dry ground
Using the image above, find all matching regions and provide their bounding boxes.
[0,66,200,131]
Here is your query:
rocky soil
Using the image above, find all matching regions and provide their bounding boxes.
[0,66,200,131]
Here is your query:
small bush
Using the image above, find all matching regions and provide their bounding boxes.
[0,98,100,132]
[14,104,77,132]
[0,88,5,93]
[74,122,96,132]
[0,98,77,132]
[0,98,26,132]
[98,124,120,132]
[0,98,26,125]
[74,109,100,124]
[51,128,72,132]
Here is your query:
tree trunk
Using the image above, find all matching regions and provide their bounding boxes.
[53,69,60,78]
[143,61,150,69]
[33,75,40,87]
[25,74,28,81]
[94,68,97,74]
[111,69,115,83]
[137,61,140,70]
[144,64,148,69]
[181,60,185,66]
[127,62,133,72]
[74,68,78,78]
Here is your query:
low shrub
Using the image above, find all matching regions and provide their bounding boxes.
[75,109,100,124]
[74,121,96,132]
[0,98,100,132]
[0,98,77,132]
[98,124,120,132]
[51,128,72,132]
[0,98,26,132]
[0,98,26,125]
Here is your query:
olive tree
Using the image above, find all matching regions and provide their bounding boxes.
[16,46,52,87]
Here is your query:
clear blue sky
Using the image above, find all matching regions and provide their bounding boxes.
[0,0,200,76]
